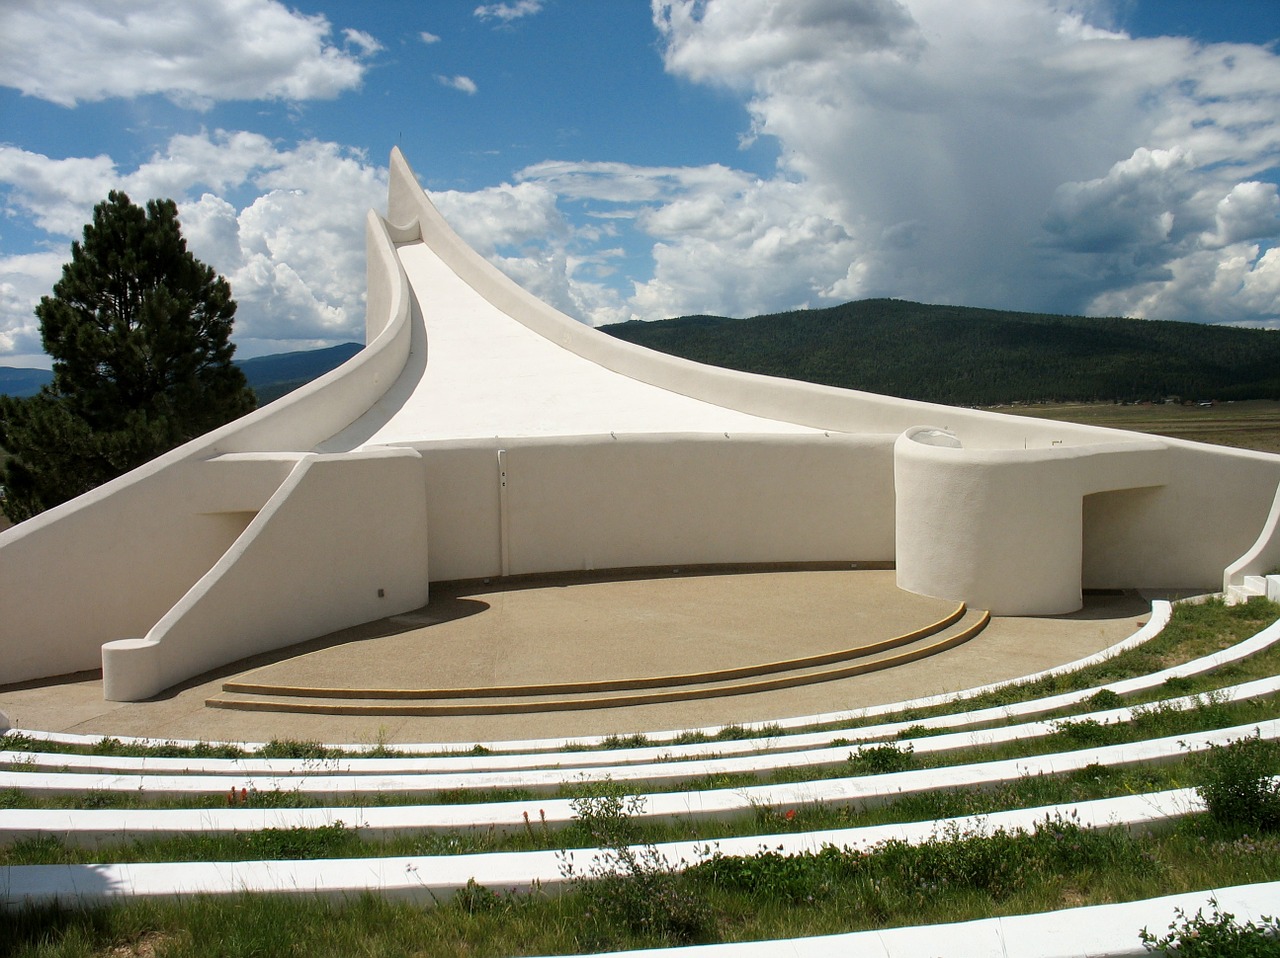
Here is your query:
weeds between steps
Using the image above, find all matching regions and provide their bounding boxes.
[4,738,1280,956]
[4,732,1279,867]
[4,685,1278,816]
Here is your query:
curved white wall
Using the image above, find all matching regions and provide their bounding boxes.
[4,147,1280,701]
[895,428,1168,614]
[416,432,896,583]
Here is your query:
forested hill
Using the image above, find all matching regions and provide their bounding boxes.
[600,299,1280,406]
[0,343,362,403]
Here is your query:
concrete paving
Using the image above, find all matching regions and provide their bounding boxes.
[225,567,958,692]
[0,569,1153,746]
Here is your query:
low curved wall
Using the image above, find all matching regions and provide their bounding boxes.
[417,432,896,583]
[894,427,1169,614]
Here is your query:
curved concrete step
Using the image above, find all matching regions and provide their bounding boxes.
[10,671,1280,783]
[0,787,1235,902]
[6,717,1273,807]
[221,601,969,700]
[204,609,990,716]
[11,602,1175,754]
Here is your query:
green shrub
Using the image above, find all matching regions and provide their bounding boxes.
[673,730,710,745]
[1051,718,1114,748]
[1088,688,1124,709]
[1140,899,1280,956]
[452,878,505,915]
[562,785,713,947]
[1195,733,1280,831]
[896,724,945,740]
[1162,675,1196,695]
[256,739,342,760]
[601,734,650,750]
[847,742,915,775]
[691,845,854,904]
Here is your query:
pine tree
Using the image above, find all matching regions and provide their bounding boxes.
[0,191,256,522]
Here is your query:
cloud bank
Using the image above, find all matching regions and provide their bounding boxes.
[398,0,1280,329]
[3,0,1280,369]
[623,0,1280,324]
[0,0,377,108]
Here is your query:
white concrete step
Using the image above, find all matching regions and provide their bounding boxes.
[557,883,1280,958]
[0,787,1220,905]
[9,675,1280,783]
[1228,584,1256,603]
[2,720,1277,824]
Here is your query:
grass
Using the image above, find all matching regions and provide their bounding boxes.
[3,598,1279,955]
[2,816,1278,957]
[5,701,1279,867]
[986,399,1280,455]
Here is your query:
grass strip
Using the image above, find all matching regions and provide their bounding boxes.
[5,749,1276,866]
[3,817,1277,957]
[4,690,1278,809]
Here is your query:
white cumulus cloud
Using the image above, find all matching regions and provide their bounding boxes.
[442,0,1280,327]
[436,75,479,95]
[630,0,1280,324]
[0,134,387,360]
[474,1,544,24]
[0,252,66,363]
[0,0,377,108]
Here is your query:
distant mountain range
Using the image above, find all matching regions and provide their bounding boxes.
[601,299,1280,406]
[0,343,363,404]
[238,343,363,404]
[7,298,1280,409]
[0,367,50,399]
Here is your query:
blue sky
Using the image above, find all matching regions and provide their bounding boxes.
[2,1,1280,368]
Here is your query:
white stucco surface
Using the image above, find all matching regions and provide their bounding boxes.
[5,720,1275,810]
[4,146,1280,698]
[332,243,821,447]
